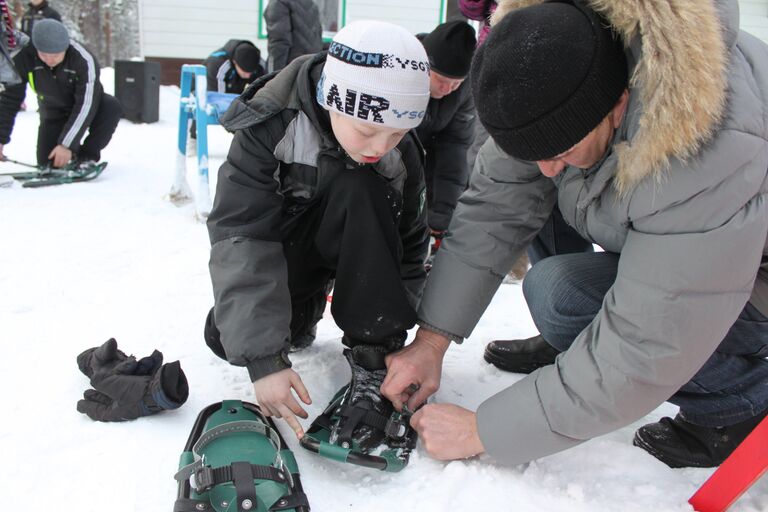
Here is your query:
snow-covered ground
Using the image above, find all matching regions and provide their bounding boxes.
[2,70,767,512]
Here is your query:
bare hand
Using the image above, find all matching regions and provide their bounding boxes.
[0,143,5,161]
[48,144,72,168]
[252,368,312,439]
[410,403,485,460]
[381,327,450,411]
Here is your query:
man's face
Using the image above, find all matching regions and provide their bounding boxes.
[329,111,408,164]
[37,50,66,68]
[233,62,252,80]
[535,89,629,178]
[429,70,464,99]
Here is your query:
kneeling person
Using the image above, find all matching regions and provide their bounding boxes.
[204,21,431,466]
[0,19,121,168]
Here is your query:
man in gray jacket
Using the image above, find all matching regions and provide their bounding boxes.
[381,0,768,468]
[264,0,322,73]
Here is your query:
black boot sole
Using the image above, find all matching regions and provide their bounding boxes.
[483,348,551,374]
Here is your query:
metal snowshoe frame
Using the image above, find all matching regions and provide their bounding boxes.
[174,400,309,512]
[300,384,417,472]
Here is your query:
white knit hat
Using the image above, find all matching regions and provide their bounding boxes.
[317,20,431,129]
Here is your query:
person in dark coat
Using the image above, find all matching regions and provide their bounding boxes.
[264,0,322,73]
[416,21,476,260]
[203,39,265,94]
[20,0,61,36]
[0,19,121,167]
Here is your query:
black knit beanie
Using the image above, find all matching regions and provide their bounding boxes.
[423,20,477,78]
[471,0,628,161]
[233,44,261,73]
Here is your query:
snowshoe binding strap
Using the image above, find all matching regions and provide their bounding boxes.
[300,348,418,472]
[174,400,309,512]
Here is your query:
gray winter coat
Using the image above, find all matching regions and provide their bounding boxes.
[419,0,768,465]
[208,54,428,382]
[264,0,323,73]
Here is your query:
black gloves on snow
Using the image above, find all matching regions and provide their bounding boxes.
[76,338,189,422]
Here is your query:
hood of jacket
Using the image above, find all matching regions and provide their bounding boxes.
[492,0,738,193]
[219,52,334,143]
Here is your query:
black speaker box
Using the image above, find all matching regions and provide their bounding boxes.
[115,60,161,123]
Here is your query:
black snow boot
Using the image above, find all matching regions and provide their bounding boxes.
[633,409,768,468]
[484,334,561,374]
[300,343,417,471]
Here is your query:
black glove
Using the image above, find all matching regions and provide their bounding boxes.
[77,338,162,379]
[77,354,189,422]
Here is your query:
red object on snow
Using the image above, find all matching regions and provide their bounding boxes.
[689,415,768,512]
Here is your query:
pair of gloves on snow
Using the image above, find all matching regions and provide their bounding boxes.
[76,338,189,422]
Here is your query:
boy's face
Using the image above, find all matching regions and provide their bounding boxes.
[329,111,408,164]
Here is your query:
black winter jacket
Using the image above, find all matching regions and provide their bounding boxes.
[264,0,322,72]
[415,80,475,232]
[20,1,62,36]
[207,53,429,380]
[204,39,265,94]
[0,41,101,147]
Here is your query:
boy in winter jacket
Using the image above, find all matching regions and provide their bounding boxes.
[0,19,121,168]
[204,21,431,447]
[20,0,61,37]
[383,0,768,469]
[203,40,265,94]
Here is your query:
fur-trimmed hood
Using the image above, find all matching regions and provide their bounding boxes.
[492,0,738,193]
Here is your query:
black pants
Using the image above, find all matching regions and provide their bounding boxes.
[205,168,417,357]
[37,94,122,165]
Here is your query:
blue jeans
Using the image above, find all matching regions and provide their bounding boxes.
[523,249,768,427]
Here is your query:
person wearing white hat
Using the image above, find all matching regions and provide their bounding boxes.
[204,20,431,462]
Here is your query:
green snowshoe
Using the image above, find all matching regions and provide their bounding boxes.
[0,160,107,187]
[300,347,418,472]
[174,400,309,512]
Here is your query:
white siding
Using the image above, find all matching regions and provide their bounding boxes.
[344,0,443,35]
[139,0,267,59]
[740,0,768,43]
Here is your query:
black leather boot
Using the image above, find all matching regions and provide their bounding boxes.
[633,409,768,468]
[483,334,561,374]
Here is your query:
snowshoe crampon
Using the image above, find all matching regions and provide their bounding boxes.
[174,400,310,512]
[300,348,418,472]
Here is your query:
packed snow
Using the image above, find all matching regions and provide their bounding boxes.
[2,69,766,512]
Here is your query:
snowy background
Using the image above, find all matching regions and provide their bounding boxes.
[2,70,767,512]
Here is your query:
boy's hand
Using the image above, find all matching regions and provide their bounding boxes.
[48,144,72,168]
[381,327,450,411]
[253,368,312,439]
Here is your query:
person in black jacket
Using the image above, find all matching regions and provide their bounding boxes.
[203,39,265,94]
[0,19,121,168]
[264,0,322,72]
[20,0,61,36]
[416,21,476,260]
[203,21,431,446]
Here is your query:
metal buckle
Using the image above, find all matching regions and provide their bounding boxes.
[192,465,215,494]
[385,412,408,439]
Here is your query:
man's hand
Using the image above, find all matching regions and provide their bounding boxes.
[381,327,450,411]
[0,143,5,161]
[410,403,485,460]
[48,144,72,168]
[253,368,312,439]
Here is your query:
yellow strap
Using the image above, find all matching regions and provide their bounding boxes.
[27,71,35,92]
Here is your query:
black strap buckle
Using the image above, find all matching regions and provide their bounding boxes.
[192,465,215,494]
